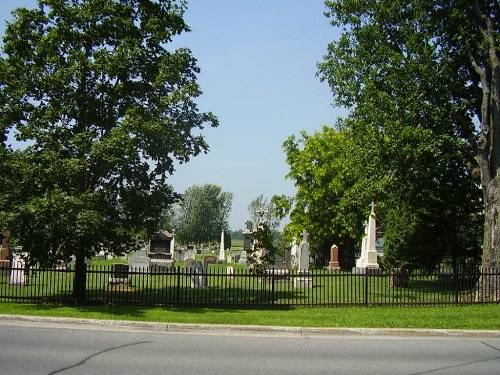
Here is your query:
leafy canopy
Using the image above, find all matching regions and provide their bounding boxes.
[314,0,484,268]
[0,0,217,266]
[171,184,233,246]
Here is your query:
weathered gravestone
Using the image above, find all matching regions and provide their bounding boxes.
[290,239,299,269]
[354,203,380,273]
[128,249,151,272]
[328,244,341,270]
[203,254,217,264]
[217,230,226,263]
[109,264,130,285]
[10,248,28,286]
[1,229,11,269]
[238,249,247,265]
[294,231,313,288]
[184,249,196,262]
[242,229,252,253]
[189,261,208,288]
[297,231,310,272]
[184,257,195,270]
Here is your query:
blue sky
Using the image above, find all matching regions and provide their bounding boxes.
[0,1,344,230]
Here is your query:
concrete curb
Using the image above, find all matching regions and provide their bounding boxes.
[1,314,500,338]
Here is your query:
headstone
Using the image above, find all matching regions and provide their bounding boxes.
[10,249,28,285]
[243,229,252,253]
[290,239,298,269]
[1,229,11,269]
[238,250,247,265]
[203,254,217,264]
[226,266,234,279]
[95,250,106,260]
[190,261,208,288]
[184,249,196,261]
[328,244,341,270]
[109,264,130,285]
[170,233,176,254]
[297,231,310,272]
[184,258,195,270]
[273,250,292,270]
[354,202,380,273]
[128,249,151,271]
[56,258,67,270]
[294,231,313,288]
[218,230,226,263]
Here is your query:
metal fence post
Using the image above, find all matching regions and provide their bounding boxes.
[364,271,369,306]
[271,268,275,306]
[176,267,181,306]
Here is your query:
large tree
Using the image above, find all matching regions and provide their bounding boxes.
[319,1,496,271]
[276,127,365,267]
[0,0,217,300]
[172,184,233,245]
[279,121,482,269]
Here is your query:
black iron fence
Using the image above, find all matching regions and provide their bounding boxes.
[1,265,499,307]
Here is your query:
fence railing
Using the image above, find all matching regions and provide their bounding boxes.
[1,265,498,307]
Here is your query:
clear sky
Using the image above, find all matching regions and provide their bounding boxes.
[0,0,344,230]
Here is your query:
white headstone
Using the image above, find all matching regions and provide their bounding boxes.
[10,251,27,285]
[355,202,380,271]
[184,249,196,261]
[297,231,310,272]
[218,230,225,262]
[170,233,175,254]
[294,231,313,288]
[290,239,299,269]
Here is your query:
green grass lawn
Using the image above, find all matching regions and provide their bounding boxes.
[1,303,499,330]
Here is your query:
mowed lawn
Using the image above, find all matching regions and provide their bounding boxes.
[1,303,499,330]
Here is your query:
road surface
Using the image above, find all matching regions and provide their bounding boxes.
[0,319,499,374]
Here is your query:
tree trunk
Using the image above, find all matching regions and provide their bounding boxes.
[480,179,500,301]
[72,249,87,303]
[482,179,500,269]
[472,1,500,300]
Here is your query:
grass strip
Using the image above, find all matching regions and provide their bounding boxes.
[1,303,499,330]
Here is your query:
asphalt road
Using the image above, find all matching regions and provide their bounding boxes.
[0,318,499,375]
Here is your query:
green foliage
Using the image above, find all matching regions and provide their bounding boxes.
[319,0,498,269]
[246,221,279,274]
[172,184,233,245]
[247,195,281,231]
[228,230,244,241]
[277,127,365,266]
[0,1,217,271]
[286,0,486,269]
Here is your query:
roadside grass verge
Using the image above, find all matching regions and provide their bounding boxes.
[0,303,499,330]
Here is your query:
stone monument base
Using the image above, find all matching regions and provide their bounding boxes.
[328,261,340,271]
[352,266,383,275]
